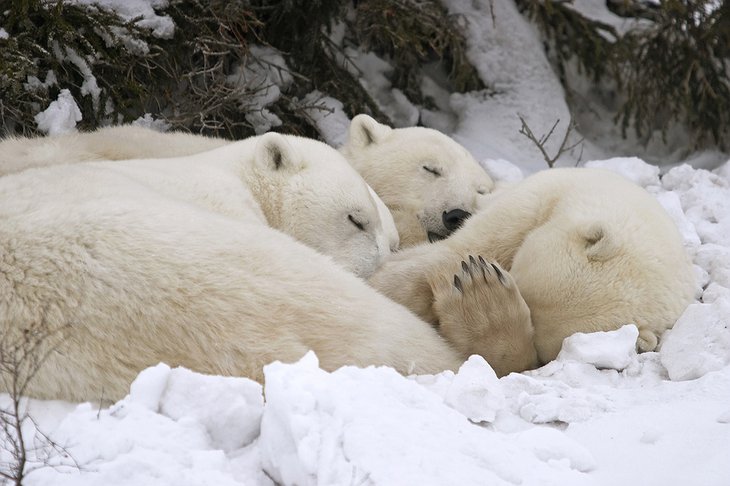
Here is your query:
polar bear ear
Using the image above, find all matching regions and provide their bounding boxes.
[347,114,393,149]
[583,224,618,262]
[254,132,302,172]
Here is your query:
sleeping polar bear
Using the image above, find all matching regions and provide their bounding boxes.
[1,132,525,403]
[0,116,495,247]
[369,167,696,369]
[0,126,400,255]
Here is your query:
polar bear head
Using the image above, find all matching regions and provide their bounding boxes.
[340,115,495,247]
[247,133,395,278]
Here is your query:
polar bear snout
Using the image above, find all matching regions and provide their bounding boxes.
[442,208,471,232]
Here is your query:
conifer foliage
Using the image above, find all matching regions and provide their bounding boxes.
[518,0,730,148]
[0,0,728,148]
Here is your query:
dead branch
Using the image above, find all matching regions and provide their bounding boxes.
[517,114,584,168]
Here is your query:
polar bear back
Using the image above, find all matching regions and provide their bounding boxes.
[0,125,230,175]
[0,163,461,402]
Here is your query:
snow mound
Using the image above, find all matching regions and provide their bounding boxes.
[34,89,82,135]
[160,367,264,451]
[259,352,594,486]
[660,301,730,381]
[557,325,639,371]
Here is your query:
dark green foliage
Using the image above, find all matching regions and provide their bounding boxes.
[0,0,156,134]
[354,0,484,102]
[617,1,730,145]
[0,0,387,138]
[518,0,730,148]
[0,0,488,139]
[516,0,619,82]
[246,0,387,128]
[149,0,265,137]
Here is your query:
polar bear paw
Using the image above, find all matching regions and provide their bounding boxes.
[429,255,537,375]
[637,328,659,352]
[433,255,519,312]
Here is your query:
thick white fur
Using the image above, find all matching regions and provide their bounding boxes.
[0,130,395,276]
[0,126,400,251]
[0,125,230,173]
[0,139,462,403]
[370,168,696,370]
[340,115,495,247]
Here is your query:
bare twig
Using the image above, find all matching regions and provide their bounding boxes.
[517,114,584,168]
[1,320,79,484]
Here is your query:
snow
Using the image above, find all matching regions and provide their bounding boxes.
[660,301,730,381]
[557,325,639,371]
[227,45,294,134]
[301,91,351,147]
[4,0,730,484]
[33,88,83,135]
[69,0,175,39]
[6,158,730,486]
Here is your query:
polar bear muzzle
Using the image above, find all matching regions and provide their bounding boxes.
[442,208,471,232]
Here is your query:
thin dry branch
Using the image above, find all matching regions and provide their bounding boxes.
[517,115,584,168]
[1,321,78,484]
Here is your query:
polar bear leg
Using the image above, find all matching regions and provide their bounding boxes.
[428,256,538,376]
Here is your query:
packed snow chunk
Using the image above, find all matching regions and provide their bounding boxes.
[660,301,730,381]
[128,362,171,411]
[653,190,701,255]
[228,45,293,134]
[301,91,350,147]
[260,352,593,486]
[160,367,264,451]
[703,283,730,305]
[480,158,524,184]
[34,89,82,135]
[70,0,175,39]
[661,164,730,246]
[557,325,639,371]
[133,113,171,132]
[0,28,8,39]
[695,244,730,289]
[27,400,239,486]
[584,157,660,188]
[443,355,505,423]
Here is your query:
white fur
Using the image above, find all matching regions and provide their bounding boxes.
[0,138,462,403]
[370,168,696,371]
[340,115,495,246]
[0,125,230,173]
[0,129,395,276]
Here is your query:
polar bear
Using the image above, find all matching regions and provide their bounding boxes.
[340,115,496,247]
[1,116,494,248]
[0,133,513,403]
[0,126,400,253]
[369,168,696,369]
[0,124,229,174]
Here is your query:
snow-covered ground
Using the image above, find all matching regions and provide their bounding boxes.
[5,152,730,486]
[3,1,730,484]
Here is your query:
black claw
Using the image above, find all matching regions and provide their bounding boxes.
[477,256,490,281]
[469,255,477,268]
[461,260,469,274]
[492,263,506,284]
[453,275,463,293]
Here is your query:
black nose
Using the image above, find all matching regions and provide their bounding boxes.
[442,209,471,232]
